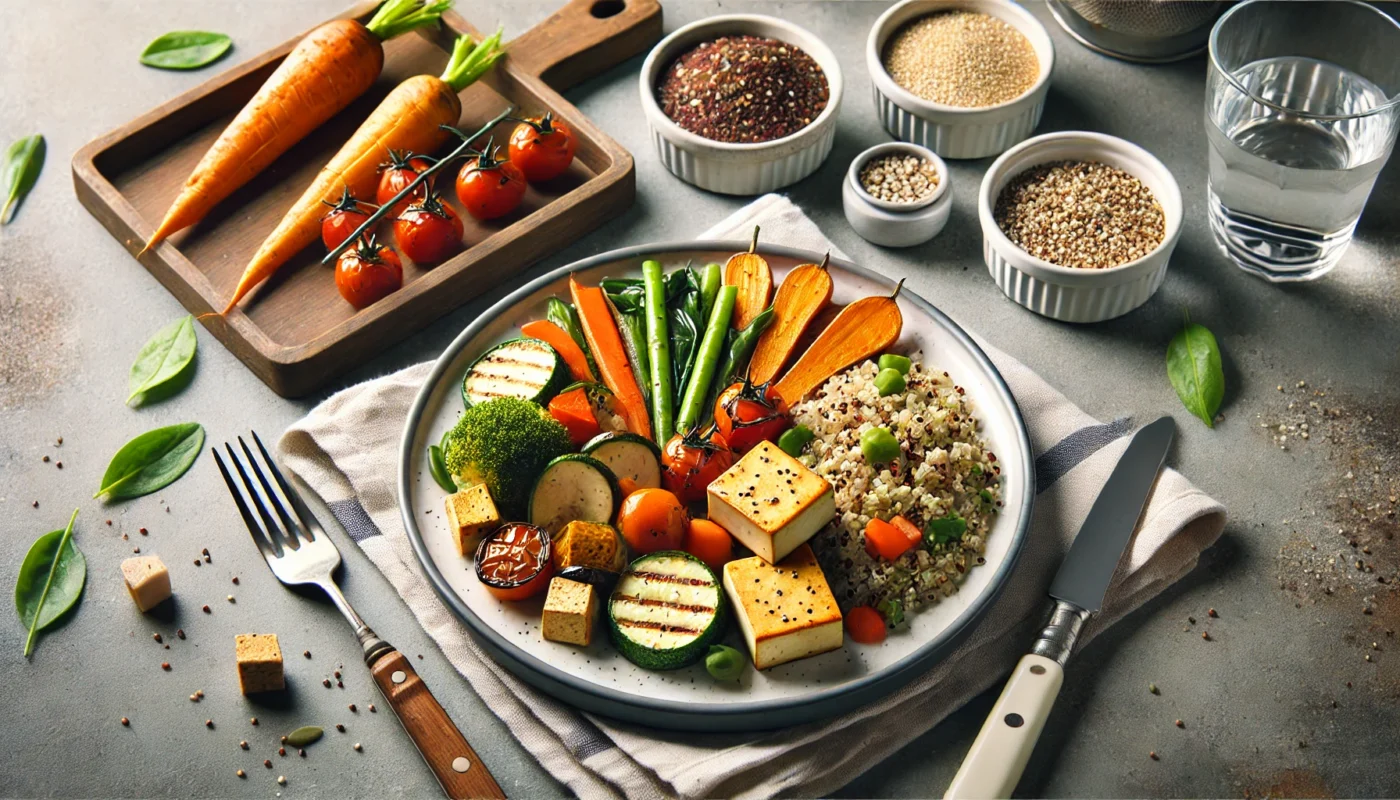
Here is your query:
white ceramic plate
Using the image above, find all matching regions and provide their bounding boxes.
[398,243,1034,731]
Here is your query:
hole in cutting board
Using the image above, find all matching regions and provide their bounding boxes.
[591,0,625,18]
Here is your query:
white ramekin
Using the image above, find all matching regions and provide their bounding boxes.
[843,142,952,248]
[639,15,844,195]
[868,0,1055,160]
[978,131,1183,323]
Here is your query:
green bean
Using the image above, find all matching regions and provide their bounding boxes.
[608,296,651,408]
[717,305,775,386]
[642,260,674,442]
[878,353,912,375]
[427,445,457,493]
[705,644,745,681]
[777,424,815,457]
[860,426,899,464]
[547,297,596,377]
[874,368,906,397]
[676,285,737,435]
[698,263,722,325]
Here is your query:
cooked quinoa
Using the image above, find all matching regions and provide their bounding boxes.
[791,357,1001,613]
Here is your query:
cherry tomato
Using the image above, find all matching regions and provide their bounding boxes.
[393,191,463,265]
[714,381,790,454]
[377,149,435,219]
[683,518,733,570]
[334,235,403,310]
[617,488,687,554]
[320,186,372,251]
[474,523,554,601]
[661,427,733,505]
[455,148,527,220]
[508,113,578,183]
[845,606,887,644]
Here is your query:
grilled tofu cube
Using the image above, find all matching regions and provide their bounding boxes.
[445,484,500,556]
[706,440,835,564]
[120,555,172,612]
[722,544,843,670]
[235,633,285,694]
[541,577,597,646]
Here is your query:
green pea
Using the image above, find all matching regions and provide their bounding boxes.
[778,425,815,457]
[860,426,900,464]
[705,644,744,681]
[878,354,912,375]
[874,368,906,397]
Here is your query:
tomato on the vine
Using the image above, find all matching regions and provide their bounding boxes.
[455,145,526,221]
[661,426,733,505]
[377,149,435,219]
[714,380,790,454]
[335,235,403,310]
[508,112,578,183]
[393,191,463,265]
[320,187,372,251]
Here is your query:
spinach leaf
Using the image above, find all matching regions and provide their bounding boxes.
[128,315,197,405]
[2,134,45,225]
[669,306,698,406]
[140,31,232,70]
[15,509,85,656]
[95,423,205,500]
[1166,317,1224,428]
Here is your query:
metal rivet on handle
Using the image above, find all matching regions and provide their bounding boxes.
[391,670,406,684]
[452,756,471,773]
[1004,713,1024,728]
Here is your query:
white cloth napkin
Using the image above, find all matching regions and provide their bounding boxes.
[279,195,1226,800]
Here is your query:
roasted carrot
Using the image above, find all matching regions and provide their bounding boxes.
[570,277,652,440]
[223,30,503,312]
[521,319,596,382]
[773,280,905,407]
[747,252,832,385]
[723,226,773,330]
[142,0,453,253]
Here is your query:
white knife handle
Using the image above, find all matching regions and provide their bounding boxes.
[943,654,1064,800]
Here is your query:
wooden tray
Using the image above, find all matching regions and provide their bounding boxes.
[72,0,661,397]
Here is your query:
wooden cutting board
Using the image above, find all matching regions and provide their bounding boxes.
[72,0,661,397]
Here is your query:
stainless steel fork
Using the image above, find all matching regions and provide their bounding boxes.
[214,433,505,800]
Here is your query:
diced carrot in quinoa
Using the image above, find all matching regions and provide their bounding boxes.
[890,515,923,550]
[864,517,916,561]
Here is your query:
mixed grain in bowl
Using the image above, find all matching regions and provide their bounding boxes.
[791,356,1001,613]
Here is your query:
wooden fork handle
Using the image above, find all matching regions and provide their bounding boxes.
[371,649,506,799]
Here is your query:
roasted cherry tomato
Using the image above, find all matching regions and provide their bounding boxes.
[320,186,372,251]
[334,235,403,310]
[475,523,554,601]
[661,427,733,505]
[393,191,463,265]
[455,146,527,220]
[617,488,687,554]
[713,380,790,454]
[508,112,578,183]
[377,149,435,219]
[845,606,888,644]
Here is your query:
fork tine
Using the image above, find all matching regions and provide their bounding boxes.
[250,431,319,543]
[213,447,278,561]
[239,435,307,546]
[225,442,295,553]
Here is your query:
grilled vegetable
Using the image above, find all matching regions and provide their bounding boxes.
[527,454,620,535]
[608,551,725,670]
[475,522,554,601]
[552,520,628,573]
[582,432,662,490]
[461,337,570,407]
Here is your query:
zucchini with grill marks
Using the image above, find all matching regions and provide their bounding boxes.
[462,337,570,407]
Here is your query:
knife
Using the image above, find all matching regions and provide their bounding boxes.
[944,416,1175,800]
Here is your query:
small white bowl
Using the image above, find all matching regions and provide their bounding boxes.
[843,142,952,248]
[639,15,844,195]
[868,0,1055,160]
[978,131,1183,323]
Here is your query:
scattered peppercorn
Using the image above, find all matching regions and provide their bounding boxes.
[106,519,112,526]
[277,776,286,786]
[55,461,62,469]
[121,717,130,726]
[1150,751,1159,761]
[1148,683,1159,695]
[139,527,147,535]
[240,741,249,750]
[323,678,332,688]
[42,455,49,463]
[176,629,185,639]
[349,704,357,712]
[336,724,346,732]
[1208,608,1218,618]
[161,662,171,671]
[1175,719,1184,728]
[354,742,362,752]
[299,749,306,758]
[263,760,272,769]
[236,770,246,779]
[205,719,214,728]
[232,576,239,585]
[227,595,235,603]
[1187,616,1196,624]
[194,559,201,566]
[280,735,288,744]
[202,604,211,613]
[304,650,311,658]
[1202,631,1211,641]
[250,717,258,725]
[279,747,286,757]
[153,632,162,643]
[368,704,376,713]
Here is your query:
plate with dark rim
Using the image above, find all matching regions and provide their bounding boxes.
[397,242,1034,731]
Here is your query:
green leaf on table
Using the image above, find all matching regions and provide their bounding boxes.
[15,509,85,657]
[139,31,232,70]
[2,134,45,225]
[285,726,324,747]
[128,315,198,405]
[95,423,205,500]
[1166,316,1224,428]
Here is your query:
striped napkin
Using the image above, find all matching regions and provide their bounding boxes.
[279,194,1226,799]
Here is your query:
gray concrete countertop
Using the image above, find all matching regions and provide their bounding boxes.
[2,1,1397,797]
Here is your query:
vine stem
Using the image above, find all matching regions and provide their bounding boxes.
[321,105,515,266]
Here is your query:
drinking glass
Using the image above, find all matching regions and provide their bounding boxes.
[1205,0,1400,282]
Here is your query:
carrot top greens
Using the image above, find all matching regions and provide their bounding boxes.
[365,0,453,41]
[440,28,505,92]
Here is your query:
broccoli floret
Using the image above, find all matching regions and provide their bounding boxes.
[443,397,572,518]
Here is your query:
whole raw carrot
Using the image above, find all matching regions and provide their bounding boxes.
[223,31,502,312]
[142,0,452,253]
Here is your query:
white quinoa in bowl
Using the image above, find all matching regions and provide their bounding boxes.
[791,356,1001,613]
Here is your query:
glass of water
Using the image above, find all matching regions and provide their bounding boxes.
[1206,0,1400,282]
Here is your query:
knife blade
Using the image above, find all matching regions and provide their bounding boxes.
[945,416,1176,800]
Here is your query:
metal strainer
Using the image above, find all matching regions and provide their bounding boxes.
[1047,0,1227,63]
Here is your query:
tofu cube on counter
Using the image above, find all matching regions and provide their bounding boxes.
[120,554,171,612]
[445,484,500,556]
[235,633,285,694]
[722,544,843,670]
[706,440,835,564]
[541,577,597,646]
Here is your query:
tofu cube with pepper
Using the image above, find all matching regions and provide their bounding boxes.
[234,633,285,694]
[541,577,597,646]
[120,554,172,612]
[722,544,843,670]
[444,484,500,556]
[706,440,835,564]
